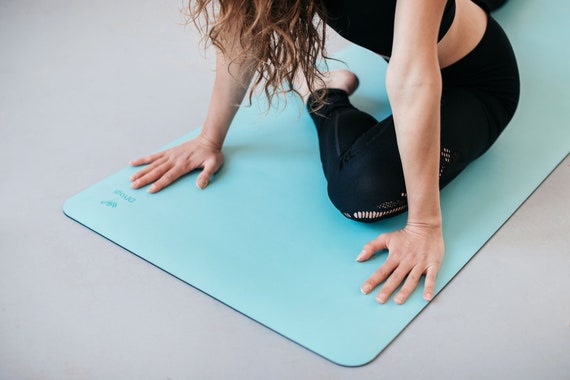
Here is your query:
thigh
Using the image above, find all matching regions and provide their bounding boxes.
[438,86,495,186]
[326,114,408,220]
[324,86,498,221]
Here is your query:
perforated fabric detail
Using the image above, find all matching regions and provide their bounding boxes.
[439,147,455,177]
[347,192,408,222]
[346,146,456,223]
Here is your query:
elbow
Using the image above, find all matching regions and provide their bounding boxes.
[385,60,442,105]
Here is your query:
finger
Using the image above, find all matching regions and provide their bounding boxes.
[394,266,424,304]
[423,265,440,301]
[130,151,164,167]
[134,162,172,192]
[376,264,414,304]
[196,157,222,190]
[360,258,397,295]
[148,165,187,193]
[131,160,166,188]
[356,233,389,262]
[131,159,172,189]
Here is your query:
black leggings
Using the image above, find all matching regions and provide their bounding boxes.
[308,16,520,223]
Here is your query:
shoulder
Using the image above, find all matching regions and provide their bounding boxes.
[392,0,448,56]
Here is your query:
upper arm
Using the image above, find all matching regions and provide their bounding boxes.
[387,0,448,88]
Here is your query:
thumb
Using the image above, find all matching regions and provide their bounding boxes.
[196,158,222,189]
[356,233,389,262]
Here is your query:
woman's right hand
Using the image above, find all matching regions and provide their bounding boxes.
[129,134,224,193]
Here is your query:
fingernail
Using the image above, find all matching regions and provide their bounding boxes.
[148,185,156,193]
[356,251,366,261]
[361,284,372,294]
[376,295,386,304]
[424,293,433,301]
[197,178,209,189]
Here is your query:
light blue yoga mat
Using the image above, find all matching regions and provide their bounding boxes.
[64,2,569,366]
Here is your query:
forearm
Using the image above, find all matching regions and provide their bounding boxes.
[200,50,255,148]
[387,62,443,226]
[357,0,447,305]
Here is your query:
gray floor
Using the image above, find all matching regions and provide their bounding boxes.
[1,1,569,379]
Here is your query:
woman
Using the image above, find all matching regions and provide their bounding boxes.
[129,0,519,304]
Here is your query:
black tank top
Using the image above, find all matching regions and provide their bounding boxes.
[323,0,457,57]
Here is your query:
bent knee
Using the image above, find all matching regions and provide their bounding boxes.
[327,175,408,223]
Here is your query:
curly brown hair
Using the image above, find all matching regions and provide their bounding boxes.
[187,0,329,109]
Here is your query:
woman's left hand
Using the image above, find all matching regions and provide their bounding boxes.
[357,222,444,304]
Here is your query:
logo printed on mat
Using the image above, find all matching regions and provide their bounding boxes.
[100,189,137,208]
[100,200,118,208]
[112,189,136,203]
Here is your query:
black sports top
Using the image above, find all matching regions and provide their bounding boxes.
[322,0,457,57]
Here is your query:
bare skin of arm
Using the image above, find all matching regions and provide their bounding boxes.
[357,0,486,304]
[130,49,254,192]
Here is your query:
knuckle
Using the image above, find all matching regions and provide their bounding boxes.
[175,156,189,166]
[396,292,408,303]
[407,272,420,283]
[390,273,404,285]
[367,273,381,285]
[374,267,388,280]
[181,161,195,173]
[391,269,408,283]
[163,172,174,182]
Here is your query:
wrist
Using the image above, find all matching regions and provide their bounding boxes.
[406,218,442,232]
[406,209,442,230]
[198,128,225,150]
[407,205,442,227]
